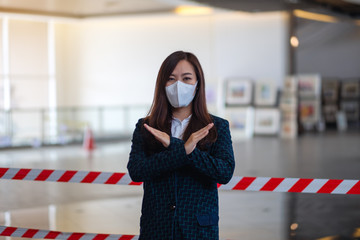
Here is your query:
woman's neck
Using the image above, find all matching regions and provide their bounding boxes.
[172,105,192,121]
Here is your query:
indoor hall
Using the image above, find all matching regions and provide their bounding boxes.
[0,0,360,240]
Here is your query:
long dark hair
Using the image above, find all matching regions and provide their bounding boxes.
[143,51,217,154]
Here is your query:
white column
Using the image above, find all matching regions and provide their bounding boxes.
[48,20,57,143]
[4,211,11,240]
[2,17,10,111]
[48,204,57,230]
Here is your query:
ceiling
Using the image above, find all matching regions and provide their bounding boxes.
[0,0,178,18]
[192,0,360,18]
[0,0,359,18]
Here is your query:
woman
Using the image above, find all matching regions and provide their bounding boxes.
[127,51,235,240]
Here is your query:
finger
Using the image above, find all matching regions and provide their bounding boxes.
[191,129,210,142]
[197,123,213,133]
[144,124,154,134]
[205,123,214,130]
[144,124,170,146]
[194,123,213,137]
[144,124,161,137]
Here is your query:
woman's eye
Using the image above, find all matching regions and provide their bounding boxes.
[184,77,192,81]
[168,78,175,81]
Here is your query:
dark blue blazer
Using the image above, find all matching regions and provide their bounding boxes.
[127,115,235,240]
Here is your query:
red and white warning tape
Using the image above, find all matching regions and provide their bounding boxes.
[0,167,142,186]
[217,176,360,194]
[0,226,234,240]
[1,167,360,194]
[0,226,138,240]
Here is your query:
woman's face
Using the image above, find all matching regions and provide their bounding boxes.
[166,60,197,87]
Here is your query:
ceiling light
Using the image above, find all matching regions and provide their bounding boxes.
[174,6,213,16]
[293,9,338,23]
[290,223,299,230]
[290,36,299,48]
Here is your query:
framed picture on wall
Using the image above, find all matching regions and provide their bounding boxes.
[322,79,339,103]
[225,78,253,106]
[280,111,298,138]
[298,74,321,97]
[254,82,277,106]
[224,107,254,139]
[283,76,298,93]
[323,105,338,123]
[341,101,359,121]
[254,108,280,135]
[279,93,298,111]
[299,99,320,125]
[341,81,360,99]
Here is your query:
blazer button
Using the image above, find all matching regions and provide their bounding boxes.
[170,205,176,210]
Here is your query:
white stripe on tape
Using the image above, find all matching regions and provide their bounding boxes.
[219,176,242,190]
[302,179,329,193]
[332,180,357,194]
[46,170,66,182]
[92,172,113,184]
[246,177,271,191]
[68,171,89,183]
[23,169,43,181]
[117,173,132,185]
[273,178,299,192]
[2,168,18,179]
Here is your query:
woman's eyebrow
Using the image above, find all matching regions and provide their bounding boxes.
[170,72,192,77]
[182,73,193,76]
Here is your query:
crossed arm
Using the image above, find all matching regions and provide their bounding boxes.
[127,119,235,184]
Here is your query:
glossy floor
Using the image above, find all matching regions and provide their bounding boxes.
[0,132,360,240]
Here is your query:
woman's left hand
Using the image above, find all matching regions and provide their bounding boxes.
[144,124,170,148]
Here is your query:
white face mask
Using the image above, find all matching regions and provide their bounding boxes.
[165,81,198,108]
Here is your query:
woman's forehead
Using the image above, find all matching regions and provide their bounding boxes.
[172,60,195,74]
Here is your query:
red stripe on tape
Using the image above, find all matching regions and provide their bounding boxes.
[119,235,136,240]
[317,179,343,194]
[58,171,77,182]
[233,177,256,190]
[1,227,17,236]
[0,168,9,178]
[13,169,31,180]
[22,229,39,238]
[81,172,101,183]
[105,173,126,184]
[44,231,61,239]
[288,178,313,192]
[129,181,142,186]
[347,181,360,194]
[68,233,85,240]
[35,170,55,181]
[92,234,110,240]
[260,178,284,191]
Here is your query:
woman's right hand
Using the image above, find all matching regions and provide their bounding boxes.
[144,124,170,148]
[184,123,214,155]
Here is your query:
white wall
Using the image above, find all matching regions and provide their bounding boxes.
[213,12,288,84]
[296,19,360,78]
[55,11,289,110]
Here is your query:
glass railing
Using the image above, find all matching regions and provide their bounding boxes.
[0,105,150,148]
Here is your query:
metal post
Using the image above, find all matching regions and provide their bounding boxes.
[288,9,297,75]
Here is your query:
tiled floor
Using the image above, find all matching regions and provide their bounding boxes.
[0,131,360,240]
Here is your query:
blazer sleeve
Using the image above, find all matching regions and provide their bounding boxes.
[187,118,235,184]
[127,119,189,182]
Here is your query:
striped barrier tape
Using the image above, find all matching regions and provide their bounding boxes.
[0,167,360,194]
[0,226,234,240]
[0,225,138,240]
[0,167,142,186]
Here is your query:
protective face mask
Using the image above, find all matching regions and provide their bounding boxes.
[165,81,198,108]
